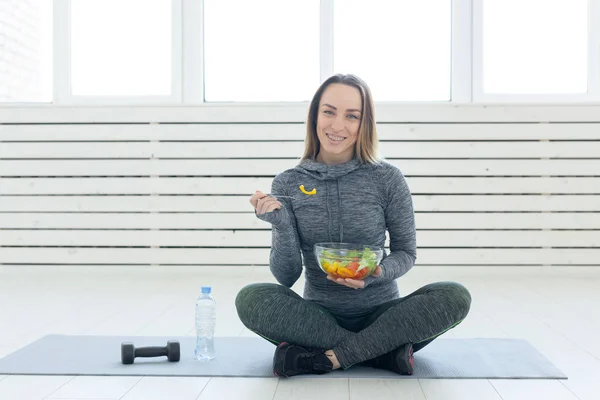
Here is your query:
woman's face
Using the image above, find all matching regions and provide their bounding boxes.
[316,83,362,165]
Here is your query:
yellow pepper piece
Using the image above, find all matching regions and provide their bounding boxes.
[337,268,354,278]
[325,261,340,275]
[299,185,317,195]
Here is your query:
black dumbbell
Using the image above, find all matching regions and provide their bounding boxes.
[121,340,180,364]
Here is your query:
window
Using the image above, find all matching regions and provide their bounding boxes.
[0,0,53,102]
[203,0,320,102]
[478,0,590,96]
[2,0,599,105]
[333,0,452,101]
[70,0,173,96]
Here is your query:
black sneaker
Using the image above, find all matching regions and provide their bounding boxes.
[272,342,334,377]
[363,343,414,375]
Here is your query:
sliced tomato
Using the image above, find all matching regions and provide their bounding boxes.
[346,262,359,272]
[354,268,370,280]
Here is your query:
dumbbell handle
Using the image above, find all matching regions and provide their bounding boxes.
[135,346,168,358]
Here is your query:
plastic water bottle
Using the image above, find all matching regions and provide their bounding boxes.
[194,286,216,361]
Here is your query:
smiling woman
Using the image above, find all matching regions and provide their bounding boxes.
[303,74,379,165]
[238,73,472,378]
[315,84,361,164]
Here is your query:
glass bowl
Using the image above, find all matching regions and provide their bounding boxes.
[314,242,383,280]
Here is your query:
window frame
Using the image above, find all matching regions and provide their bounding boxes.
[1,0,600,106]
[471,0,600,103]
[53,0,183,105]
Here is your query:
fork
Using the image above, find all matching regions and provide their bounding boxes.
[266,193,297,200]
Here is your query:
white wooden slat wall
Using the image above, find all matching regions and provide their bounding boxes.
[0,122,599,266]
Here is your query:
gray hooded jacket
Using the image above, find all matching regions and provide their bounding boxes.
[257,157,417,318]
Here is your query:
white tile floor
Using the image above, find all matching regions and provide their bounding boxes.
[0,265,598,400]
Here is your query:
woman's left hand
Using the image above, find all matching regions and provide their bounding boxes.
[327,266,382,289]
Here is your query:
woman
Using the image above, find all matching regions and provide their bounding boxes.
[235,74,471,377]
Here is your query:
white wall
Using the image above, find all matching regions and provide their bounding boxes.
[0,1,52,102]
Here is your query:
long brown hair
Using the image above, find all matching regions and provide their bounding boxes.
[301,74,380,164]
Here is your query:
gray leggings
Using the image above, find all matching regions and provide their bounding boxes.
[235,281,471,369]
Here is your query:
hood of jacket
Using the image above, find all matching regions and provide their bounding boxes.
[294,157,362,180]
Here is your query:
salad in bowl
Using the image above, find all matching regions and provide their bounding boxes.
[314,242,383,280]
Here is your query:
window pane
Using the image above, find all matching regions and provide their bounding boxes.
[334,0,451,102]
[203,0,320,102]
[483,0,588,94]
[0,0,53,102]
[71,0,172,96]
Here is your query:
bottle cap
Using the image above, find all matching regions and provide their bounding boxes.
[201,286,211,294]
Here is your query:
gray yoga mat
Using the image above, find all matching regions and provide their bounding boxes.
[0,335,566,379]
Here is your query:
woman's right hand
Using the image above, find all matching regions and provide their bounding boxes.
[250,190,282,215]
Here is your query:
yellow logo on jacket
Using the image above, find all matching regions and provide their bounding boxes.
[299,185,317,195]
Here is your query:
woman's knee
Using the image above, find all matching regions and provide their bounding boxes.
[235,282,282,323]
[445,282,472,319]
[429,281,472,320]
